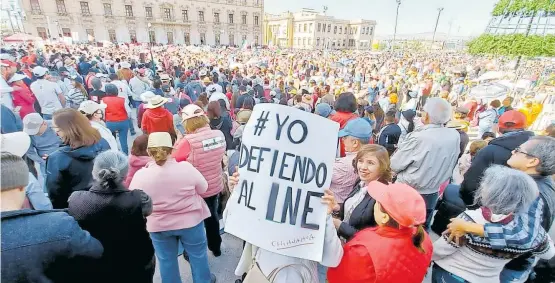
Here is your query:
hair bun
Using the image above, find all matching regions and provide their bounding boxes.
[97,168,120,181]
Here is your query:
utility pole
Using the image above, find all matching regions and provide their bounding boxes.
[393,0,401,47]
[431,7,444,50]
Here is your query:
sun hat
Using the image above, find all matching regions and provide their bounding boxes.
[202,77,211,84]
[147,132,173,148]
[366,181,426,227]
[144,95,168,109]
[64,58,75,65]
[120,62,131,69]
[140,91,156,103]
[32,66,48,77]
[338,118,372,140]
[160,74,170,81]
[79,100,107,115]
[499,110,527,131]
[181,104,206,121]
[22,113,44,135]
[1,132,31,157]
[236,109,253,124]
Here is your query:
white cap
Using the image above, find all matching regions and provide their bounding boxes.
[147,132,173,148]
[78,100,107,115]
[1,132,31,157]
[32,66,48,77]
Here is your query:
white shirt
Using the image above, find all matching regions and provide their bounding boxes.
[30,79,63,115]
[91,121,118,150]
[207,83,223,94]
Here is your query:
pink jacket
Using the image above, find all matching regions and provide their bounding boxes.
[173,126,226,198]
[129,158,210,232]
[124,155,151,188]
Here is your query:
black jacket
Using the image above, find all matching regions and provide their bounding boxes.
[378,123,401,155]
[337,181,378,241]
[46,139,111,208]
[68,182,155,283]
[210,116,234,150]
[460,131,534,207]
[457,129,470,159]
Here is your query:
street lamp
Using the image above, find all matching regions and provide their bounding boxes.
[147,23,155,74]
[393,0,401,46]
[431,7,444,50]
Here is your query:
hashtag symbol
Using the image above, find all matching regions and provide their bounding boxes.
[254,111,270,136]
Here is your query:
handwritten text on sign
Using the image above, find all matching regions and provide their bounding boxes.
[224,104,339,261]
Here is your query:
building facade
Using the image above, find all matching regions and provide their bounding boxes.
[263,8,376,50]
[19,0,264,45]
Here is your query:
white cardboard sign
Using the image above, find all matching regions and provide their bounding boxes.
[224,104,339,262]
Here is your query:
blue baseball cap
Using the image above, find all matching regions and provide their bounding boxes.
[338,118,372,140]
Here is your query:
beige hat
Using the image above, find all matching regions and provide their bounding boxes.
[181,104,206,121]
[160,74,171,81]
[79,100,107,115]
[1,132,31,157]
[147,132,173,148]
[236,109,252,124]
[140,91,156,103]
[120,62,131,69]
[144,95,168,109]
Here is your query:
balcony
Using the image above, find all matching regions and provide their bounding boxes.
[151,17,189,26]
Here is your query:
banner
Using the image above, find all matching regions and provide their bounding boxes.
[224,104,339,262]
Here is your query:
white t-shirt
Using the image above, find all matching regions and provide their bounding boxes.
[30,79,63,115]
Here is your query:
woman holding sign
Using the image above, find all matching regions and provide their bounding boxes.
[322,144,392,242]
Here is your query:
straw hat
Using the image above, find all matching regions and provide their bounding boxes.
[144,95,168,109]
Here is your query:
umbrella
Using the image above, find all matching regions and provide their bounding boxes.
[478,71,504,82]
[3,33,39,42]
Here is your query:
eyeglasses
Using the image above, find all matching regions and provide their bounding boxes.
[513,147,538,159]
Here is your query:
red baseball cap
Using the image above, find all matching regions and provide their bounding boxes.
[366,181,426,227]
[499,110,527,130]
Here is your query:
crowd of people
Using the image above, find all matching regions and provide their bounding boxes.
[1,42,555,283]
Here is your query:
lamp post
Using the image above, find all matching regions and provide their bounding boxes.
[431,7,444,50]
[393,0,401,47]
[147,23,156,74]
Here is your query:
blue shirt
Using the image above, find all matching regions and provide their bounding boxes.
[27,122,62,164]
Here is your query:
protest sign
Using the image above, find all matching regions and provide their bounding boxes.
[224,104,339,262]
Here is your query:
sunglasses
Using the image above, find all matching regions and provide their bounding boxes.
[513,147,538,159]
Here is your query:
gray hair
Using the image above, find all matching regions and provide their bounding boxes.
[423,97,452,125]
[475,165,538,215]
[91,77,102,90]
[1,152,29,191]
[92,150,129,185]
[526,136,555,176]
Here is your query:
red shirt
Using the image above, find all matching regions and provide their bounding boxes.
[102,96,128,122]
[141,107,175,135]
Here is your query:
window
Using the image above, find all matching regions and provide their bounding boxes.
[86,29,94,40]
[309,23,313,32]
[327,24,331,32]
[214,12,220,23]
[308,38,312,45]
[148,30,155,43]
[316,38,320,46]
[339,27,342,34]
[254,15,259,26]
[229,34,234,45]
[30,0,41,14]
[360,41,363,47]
[182,10,188,21]
[198,11,204,22]
[184,32,190,45]
[241,14,247,25]
[129,30,136,43]
[125,5,133,17]
[228,14,233,24]
[200,33,206,44]
[37,27,47,39]
[317,23,321,32]
[254,35,258,45]
[303,24,307,32]
[145,7,153,18]
[302,38,306,46]
[343,39,346,47]
[56,0,66,13]
[215,34,220,45]
[164,8,171,20]
[167,32,173,44]
[242,34,247,42]
[369,27,373,35]
[333,26,337,34]
[102,3,111,16]
[108,29,116,42]
[80,2,90,15]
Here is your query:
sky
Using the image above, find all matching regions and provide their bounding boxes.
[265,0,498,37]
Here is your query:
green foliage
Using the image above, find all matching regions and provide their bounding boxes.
[467,34,555,57]
[492,0,555,16]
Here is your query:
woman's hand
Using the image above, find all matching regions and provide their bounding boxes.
[228,167,240,192]
[332,218,342,229]
[321,189,340,215]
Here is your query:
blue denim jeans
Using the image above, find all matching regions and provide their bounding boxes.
[432,263,469,283]
[150,222,212,283]
[42,113,53,120]
[128,118,136,134]
[500,261,535,283]
[421,191,440,231]
[106,120,129,154]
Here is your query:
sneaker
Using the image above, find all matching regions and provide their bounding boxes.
[211,273,217,283]
[212,249,222,257]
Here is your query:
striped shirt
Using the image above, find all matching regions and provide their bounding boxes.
[329,152,359,204]
[65,87,88,109]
